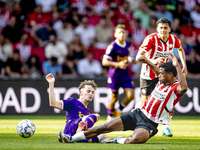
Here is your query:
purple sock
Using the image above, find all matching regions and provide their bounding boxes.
[77,137,99,143]
[84,114,97,128]
[107,108,115,116]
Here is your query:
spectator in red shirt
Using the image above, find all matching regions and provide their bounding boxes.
[13,33,32,63]
[180,17,200,49]
[130,18,148,50]
[29,5,51,30]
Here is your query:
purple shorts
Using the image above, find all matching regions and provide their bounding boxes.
[64,118,81,136]
[108,78,134,94]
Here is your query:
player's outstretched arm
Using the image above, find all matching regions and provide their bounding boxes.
[136,49,163,65]
[46,73,63,109]
[170,53,188,95]
[137,55,160,76]
[177,47,187,78]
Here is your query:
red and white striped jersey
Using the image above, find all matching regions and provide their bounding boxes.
[139,32,182,80]
[141,81,183,125]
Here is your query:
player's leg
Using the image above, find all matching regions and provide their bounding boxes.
[121,88,134,106]
[162,124,173,137]
[124,128,149,144]
[115,88,134,117]
[58,118,81,143]
[107,92,119,121]
[100,128,149,144]
[77,134,107,143]
[107,80,120,121]
[60,117,124,143]
[115,80,134,117]
[76,114,100,133]
[140,78,158,105]
[101,109,158,144]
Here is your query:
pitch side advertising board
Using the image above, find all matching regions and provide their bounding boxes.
[0,79,199,115]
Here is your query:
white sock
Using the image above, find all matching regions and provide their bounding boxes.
[117,138,126,144]
[72,131,86,142]
[163,124,169,129]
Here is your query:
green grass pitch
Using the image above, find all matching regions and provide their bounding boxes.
[0,115,200,150]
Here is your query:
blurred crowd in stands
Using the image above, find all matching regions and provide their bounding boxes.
[0,0,200,79]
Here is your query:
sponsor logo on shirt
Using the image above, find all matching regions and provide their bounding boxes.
[155,52,170,58]
[151,88,167,101]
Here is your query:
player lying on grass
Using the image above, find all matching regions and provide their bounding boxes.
[58,53,188,144]
[46,74,107,143]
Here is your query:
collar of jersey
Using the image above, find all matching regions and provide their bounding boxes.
[157,34,168,44]
[115,39,126,48]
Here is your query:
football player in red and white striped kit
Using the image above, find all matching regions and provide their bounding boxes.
[59,53,188,144]
[136,18,187,136]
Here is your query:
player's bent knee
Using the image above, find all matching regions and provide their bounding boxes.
[128,95,134,100]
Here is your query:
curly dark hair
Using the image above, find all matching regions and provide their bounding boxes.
[160,62,177,77]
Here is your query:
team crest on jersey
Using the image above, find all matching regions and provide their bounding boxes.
[106,45,113,54]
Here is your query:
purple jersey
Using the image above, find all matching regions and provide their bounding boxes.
[104,40,133,90]
[62,97,92,135]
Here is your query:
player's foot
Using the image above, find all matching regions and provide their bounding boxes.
[100,136,125,144]
[106,116,113,122]
[114,108,122,117]
[76,121,87,133]
[162,127,173,137]
[58,135,64,143]
[58,130,72,143]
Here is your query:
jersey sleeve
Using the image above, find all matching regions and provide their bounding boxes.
[103,44,114,60]
[139,35,153,53]
[62,98,75,111]
[174,35,182,49]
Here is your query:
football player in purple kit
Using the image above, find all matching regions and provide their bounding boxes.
[46,73,107,143]
[102,24,136,121]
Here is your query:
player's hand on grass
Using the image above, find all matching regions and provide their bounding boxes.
[46,73,55,84]
[118,60,128,69]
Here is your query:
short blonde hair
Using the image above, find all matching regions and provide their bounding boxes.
[114,24,126,32]
[78,80,97,91]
